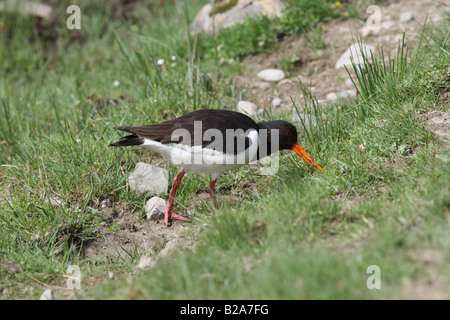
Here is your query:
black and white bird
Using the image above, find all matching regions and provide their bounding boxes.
[110,109,323,225]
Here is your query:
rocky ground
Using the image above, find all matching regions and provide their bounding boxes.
[235,0,448,115]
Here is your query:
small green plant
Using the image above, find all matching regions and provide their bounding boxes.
[200,15,279,60]
[344,34,409,101]
[196,0,340,62]
[209,0,238,16]
[278,0,340,35]
[304,25,327,50]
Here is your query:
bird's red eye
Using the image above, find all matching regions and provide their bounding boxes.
[285,131,292,137]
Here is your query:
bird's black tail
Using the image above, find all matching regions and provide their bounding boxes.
[109,127,144,147]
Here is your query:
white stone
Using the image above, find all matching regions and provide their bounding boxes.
[39,289,55,300]
[0,0,53,19]
[327,90,357,101]
[381,20,396,31]
[145,196,167,220]
[271,97,282,107]
[44,196,63,207]
[190,0,285,34]
[136,256,156,270]
[100,199,112,209]
[360,26,371,37]
[340,90,356,99]
[258,81,271,90]
[128,163,169,195]
[257,69,285,82]
[326,92,338,101]
[335,43,376,69]
[291,111,317,127]
[431,15,442,24]
[158,239,179,258]
[237,100,262,116]
[360,26,380,37]
[277,78,299,87]
[342,89,357,98]
[338,90,349,99]
[399,12,414,23]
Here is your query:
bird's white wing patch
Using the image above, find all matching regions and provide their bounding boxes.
[142,130,258,166]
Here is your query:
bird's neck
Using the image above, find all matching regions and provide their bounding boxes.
[256,122,280,160]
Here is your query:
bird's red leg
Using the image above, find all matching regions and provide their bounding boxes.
[207,179,219,209]
[165,169,188,226]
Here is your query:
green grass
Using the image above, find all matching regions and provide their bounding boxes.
[1,0,449,299]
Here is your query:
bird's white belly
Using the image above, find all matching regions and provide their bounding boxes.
[141,130,259,180]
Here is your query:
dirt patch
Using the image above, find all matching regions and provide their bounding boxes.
[0,261,22,297]
[0,261,22,276]
[401,249,450,300]
[82,165,262,263]
[401,273,450,299]
[85,93,130,113]
[383,156,409,170]
[418,110,450,141]
[83,203,196,261]
[406,249,445,265]
[235,0,448,111]
[439,86,450,107]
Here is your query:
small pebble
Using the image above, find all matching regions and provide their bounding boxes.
[326,92,338,101]
[136,256,156,270]
[257,69,285,82]
[271,97,282,107]
[399,12,414,23]
[237,101,262,117]
[145,196,167,220]
[39,289,55,300]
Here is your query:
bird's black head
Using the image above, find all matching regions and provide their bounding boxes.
[257,120,323,171]
[257,120,298,151]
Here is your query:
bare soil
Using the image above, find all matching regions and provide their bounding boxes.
[83,203,196,261]
[237,0,447,111]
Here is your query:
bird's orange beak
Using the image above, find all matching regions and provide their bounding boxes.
[291,142,323,171]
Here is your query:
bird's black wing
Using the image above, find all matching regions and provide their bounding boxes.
[110,109,259,154]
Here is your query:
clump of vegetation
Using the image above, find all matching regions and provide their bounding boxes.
[209,0,239,16]
[197,0,341,61]
[278,0,340,35]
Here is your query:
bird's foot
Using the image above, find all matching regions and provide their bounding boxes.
[165,208,189,226]
[208,179,219,210]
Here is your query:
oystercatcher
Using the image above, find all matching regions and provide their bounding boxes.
[110,109,322,225]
